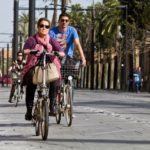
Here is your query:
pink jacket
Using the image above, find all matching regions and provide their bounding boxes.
[22,35,62,78]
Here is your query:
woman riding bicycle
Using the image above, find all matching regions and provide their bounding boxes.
[22,18,65,120]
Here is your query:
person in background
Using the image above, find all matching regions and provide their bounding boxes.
[8,51,25,103]
[49,12,86,66]
[133,66,143,93]
[22,18,65,120]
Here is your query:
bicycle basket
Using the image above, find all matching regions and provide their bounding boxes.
[61,64,80,79]
[11,72,18,80]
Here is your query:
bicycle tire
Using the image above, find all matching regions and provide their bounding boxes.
[33,102,40,136]
[55,93,62,124]
[40,99,49,140]
[16,84,21,107]
[13,85,18,107]
[64,86,73,127]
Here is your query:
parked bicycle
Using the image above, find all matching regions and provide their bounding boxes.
[31,49,59,140]
[55,59,80,126]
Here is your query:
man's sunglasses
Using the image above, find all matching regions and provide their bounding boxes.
[61,19,69,23]
[39,24,50,29]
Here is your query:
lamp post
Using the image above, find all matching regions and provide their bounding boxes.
[1,48,4,87]
[61,0,66,13]
[45,5,48,18]
[90,0,95,90]
[29,0,35,36]
[7,44,9,87]
[13,0,19,61]
[123,5,128,90]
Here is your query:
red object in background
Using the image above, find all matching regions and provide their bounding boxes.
[0,74,12,84]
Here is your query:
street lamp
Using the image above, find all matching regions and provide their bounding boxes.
[90,0,95,90]
[29,0,35,36]
[13,0,19,61]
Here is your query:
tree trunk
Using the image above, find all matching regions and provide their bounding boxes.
[110,49,115,89]
[103,63,108,89]
[51,0,58,27]
[116,55,121,90]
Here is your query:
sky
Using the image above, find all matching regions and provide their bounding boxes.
[0,0,102,48]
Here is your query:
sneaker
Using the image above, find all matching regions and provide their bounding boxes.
[25,111,32,121]
[8,99,13,103]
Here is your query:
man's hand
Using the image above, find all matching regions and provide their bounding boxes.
[81,58,86,67]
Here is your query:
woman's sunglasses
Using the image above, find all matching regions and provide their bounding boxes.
[39,24,50,29]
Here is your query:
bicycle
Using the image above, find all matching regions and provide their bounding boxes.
[31,49,58,140]
[11,70,23,107]
[55,60,80,127]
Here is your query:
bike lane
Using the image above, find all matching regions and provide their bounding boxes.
[0,87,150,150]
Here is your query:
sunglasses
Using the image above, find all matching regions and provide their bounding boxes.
[39,24,50,29]
[61,19,69,23]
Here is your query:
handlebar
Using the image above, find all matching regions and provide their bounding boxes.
[30,49,59,57]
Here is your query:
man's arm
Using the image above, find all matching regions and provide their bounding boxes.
[74,38,86,66]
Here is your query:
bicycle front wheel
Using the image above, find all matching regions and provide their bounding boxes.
[55,93,62,124]
[16,84,21,107]
[64,86,73,127]
[40,99,49,140]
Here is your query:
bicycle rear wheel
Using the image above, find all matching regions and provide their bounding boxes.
[64,86,73,127]
[40,99,49,140]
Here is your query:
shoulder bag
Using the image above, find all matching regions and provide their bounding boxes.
[32,63,59,85]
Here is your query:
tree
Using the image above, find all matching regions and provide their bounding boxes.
[99,0,124,89]
[18,12,29,44]
[47,0,71,26]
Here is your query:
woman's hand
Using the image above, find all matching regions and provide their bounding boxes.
[57,51,65,58]
[24,49,31,55]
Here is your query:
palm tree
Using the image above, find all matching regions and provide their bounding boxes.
[18,12,29,44]
[49,0,71,27]
[99,0,123,89]
[121,0,150,91]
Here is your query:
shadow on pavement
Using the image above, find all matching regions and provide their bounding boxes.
[0,103,25,107]
[0,122,31,127]
[75,100,150,109]
[0,135,150,145]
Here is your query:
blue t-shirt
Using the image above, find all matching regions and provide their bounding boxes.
[133,73,140,82]
[49,26,79,58]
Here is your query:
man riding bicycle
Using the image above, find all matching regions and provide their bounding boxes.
[49,12,86,117]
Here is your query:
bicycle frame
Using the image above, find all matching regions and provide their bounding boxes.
[13,71,23,107]
[55,66,77,126]
[33,51,51,140]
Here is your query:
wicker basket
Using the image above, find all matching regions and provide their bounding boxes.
[61,64,80,79]
[11,72,18,80]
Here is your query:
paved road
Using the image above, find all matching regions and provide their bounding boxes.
[0,87,150,150]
